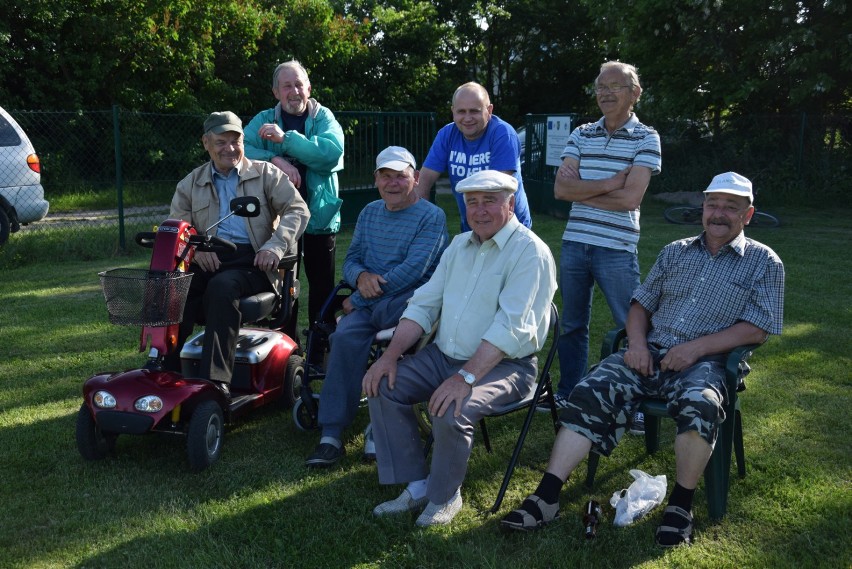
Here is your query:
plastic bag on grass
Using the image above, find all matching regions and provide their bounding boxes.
[609,469,667,527]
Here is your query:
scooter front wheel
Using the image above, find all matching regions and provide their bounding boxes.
[76,404,118,460]
[186,401,224,471]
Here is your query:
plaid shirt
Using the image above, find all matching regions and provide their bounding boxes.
[633,232,785,348]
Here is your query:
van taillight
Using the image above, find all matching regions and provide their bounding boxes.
[27,154,40,174]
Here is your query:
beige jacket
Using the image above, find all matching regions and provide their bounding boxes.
[170,157,309,289]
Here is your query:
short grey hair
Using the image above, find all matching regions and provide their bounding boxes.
[598,61,641,89]
[272,60,310,88]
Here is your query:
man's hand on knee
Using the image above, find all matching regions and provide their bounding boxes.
[660,342,702,372]
[428,376,470,418]
[363,355,397,397]
[193,251,220,272]
[624,345,654,376]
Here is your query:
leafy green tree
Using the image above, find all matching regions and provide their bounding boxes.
[578,0,851,121]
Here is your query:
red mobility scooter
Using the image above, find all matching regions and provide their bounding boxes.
[76,196,305,470]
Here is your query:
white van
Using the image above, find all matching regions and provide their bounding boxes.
[0,106,50,245]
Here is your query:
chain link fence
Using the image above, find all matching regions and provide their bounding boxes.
[0,108,436,264]
[521,112,852,218]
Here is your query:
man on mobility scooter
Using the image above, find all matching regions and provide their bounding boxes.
[165,111,309,398]
[304,146,449,468]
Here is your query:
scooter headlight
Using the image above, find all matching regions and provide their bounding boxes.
[134,395,164,413]
[93,391,116,409]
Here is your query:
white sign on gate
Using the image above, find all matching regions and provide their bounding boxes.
[545,116,572,167]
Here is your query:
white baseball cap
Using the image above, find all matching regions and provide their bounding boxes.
[703,172,753,203]
[455,170,518,194]
[375,146,416,172]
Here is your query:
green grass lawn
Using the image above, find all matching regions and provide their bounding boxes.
[0,197,849,568]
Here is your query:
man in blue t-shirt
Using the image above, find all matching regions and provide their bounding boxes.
[305,146,449,468]
[417,82,531,232]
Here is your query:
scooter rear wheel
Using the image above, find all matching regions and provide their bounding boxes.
[186,401,224,471]
[76,404,117,460]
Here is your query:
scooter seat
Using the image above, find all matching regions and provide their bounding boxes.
[239,291,278,324]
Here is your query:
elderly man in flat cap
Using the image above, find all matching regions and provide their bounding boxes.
[166,111,309,399]
[362,169,557,527]
[501,172,784,548]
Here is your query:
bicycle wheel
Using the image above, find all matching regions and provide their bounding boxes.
[748,211,780,228]
[663,206,703,225]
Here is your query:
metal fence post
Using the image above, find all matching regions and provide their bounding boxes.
[113,104,126,249]
[798,111,806,183]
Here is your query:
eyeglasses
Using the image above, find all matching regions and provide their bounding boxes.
[594,84,632,94]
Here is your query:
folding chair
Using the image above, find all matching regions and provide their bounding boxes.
[584,328,760,519]
[481,302,561,513]
[424,302,559,514]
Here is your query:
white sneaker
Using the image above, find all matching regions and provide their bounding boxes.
[415,488,463,527]
[372,489,428,517]
[363,423,376,461]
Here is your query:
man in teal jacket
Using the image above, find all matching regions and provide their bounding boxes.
[244,60,344,337]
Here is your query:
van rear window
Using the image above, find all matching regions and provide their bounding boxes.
[0,116,23,147]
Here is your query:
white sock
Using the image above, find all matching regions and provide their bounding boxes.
[406,478,428,500]
[320,436,342,449]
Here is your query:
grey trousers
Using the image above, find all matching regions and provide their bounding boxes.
[368,343,537,504]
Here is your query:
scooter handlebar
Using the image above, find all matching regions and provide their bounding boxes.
[190,235,238,253]
[134,231,157,248]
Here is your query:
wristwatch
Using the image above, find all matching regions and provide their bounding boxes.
[458,369,476,386]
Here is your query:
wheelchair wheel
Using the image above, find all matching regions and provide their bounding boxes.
[748,211,781,228]
[663,205,703,225]
[293,393,321,432]
[281,355,305,408]
[413,402,432,440]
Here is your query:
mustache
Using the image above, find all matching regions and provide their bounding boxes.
[708,217,731,226]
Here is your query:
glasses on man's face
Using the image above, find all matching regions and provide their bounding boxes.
[594,84,631,94]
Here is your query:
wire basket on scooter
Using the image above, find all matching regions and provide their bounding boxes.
[99,268,194,327]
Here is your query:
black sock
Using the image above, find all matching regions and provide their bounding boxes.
[534,472,565,505]
[667,483,695,513]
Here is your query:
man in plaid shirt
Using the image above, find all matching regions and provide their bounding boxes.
[501,172,784,547]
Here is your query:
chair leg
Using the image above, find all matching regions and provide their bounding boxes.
[705,407,736,520]
[644,413,661,454]
[585,452,600,488]
[734,408,746,478]
[488,399,544,513]
[479,419,492,454]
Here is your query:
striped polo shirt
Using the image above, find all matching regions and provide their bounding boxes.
[560,114,661,253]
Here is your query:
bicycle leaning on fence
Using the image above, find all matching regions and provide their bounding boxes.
[663,203,780,228]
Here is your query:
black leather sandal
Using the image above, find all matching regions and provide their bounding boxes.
[500,495,560,532]
[655,505,694,547]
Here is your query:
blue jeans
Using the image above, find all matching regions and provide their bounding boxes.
[556,241,639,398]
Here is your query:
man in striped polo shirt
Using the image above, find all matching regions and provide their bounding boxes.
[547,61,662,433]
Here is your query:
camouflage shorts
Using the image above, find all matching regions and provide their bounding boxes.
[559,346,727,456]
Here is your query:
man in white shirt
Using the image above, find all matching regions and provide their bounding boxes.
[362,170,557,527]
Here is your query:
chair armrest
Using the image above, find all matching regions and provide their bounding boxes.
[600,328,627,360]
[725,344,761,393]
